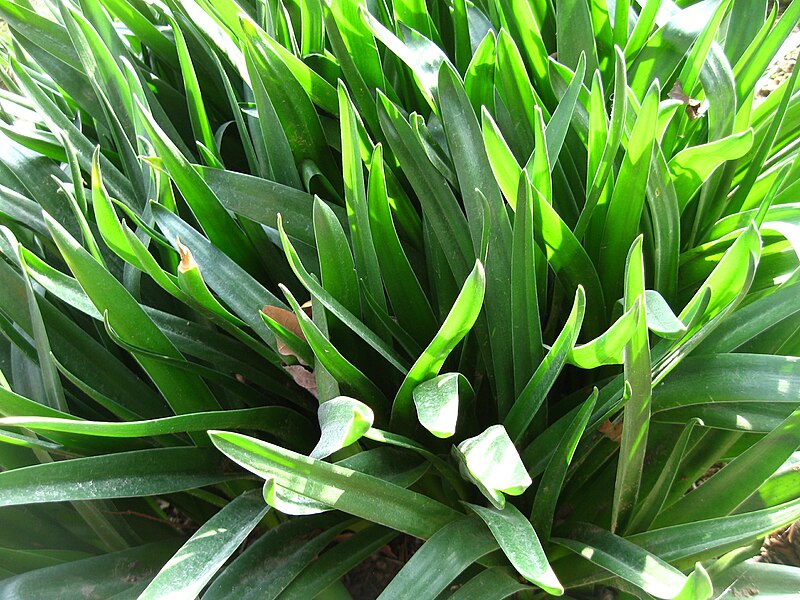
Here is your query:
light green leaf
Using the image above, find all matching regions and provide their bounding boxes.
[669,130,754,211]
[645,290,687,339]
[391,260,485,430]
[673,563,713,600]
[412,373,471,439]
[209,431,459,539]
[454,424,532,509]
[311,396,374,459]
[568,301,639,368]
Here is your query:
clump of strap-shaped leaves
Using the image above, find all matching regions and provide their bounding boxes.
[1,0,800,597]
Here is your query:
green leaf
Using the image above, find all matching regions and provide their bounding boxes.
[198,164,320,250]
[599,83,660,304]
[612,236,653,533]
[363,10,450,113]
[412,373,471,439]
[554,522,687,599]
[673,563,713,600]
[311,396,374,459]
[391,260,485,430]
[482,108,522,207]
[464,32,496,115]
[202,514,348,600]
[712,560,800,598]
[376,91,474,283]
[169,17,219,164]
[135,98,259,274]
[668,130,754,211]
[0,541,182,600]
[530,184,605,331]
[532,389,598,541]
[263,479,332,516]
[313,195,361,332]
[139,490,268,600]
[644,291,686,339]
[239,20,338,188]
[568,301,639,368]
[438,63,515,416]
[544,54,586,171]
[574,47,628,240]
[628,0,726,98]
[377,517,498,600]
[325,0,386,136]
[152,205,282,351]
[176,240,247,326]
[653,354,800,412]
[629,497,800,564]
[209,431,459,539]
[455,425,532,509]
[495,0,553,105]
[448,567,533,599]
[505,286,585,442]
[367,144,437,346]
[468,502,563,595]
[0,447,236,507]
[0,259,164,420]
[46,214,220,420]
[677,225,762,339]
[733,0,800,106]
[243,43,301,187]
[527,103,552,206]
[8,56,133,204]
[280,284,390,415]
[279,524,396,600]
[729,47,800,214]
[278,214,408,373]
[511,174,544,392]
[655,404,800,526]
[339,84,387,332]
[0,407,311,448]
[626,419,701,534]
[698,281,800,353]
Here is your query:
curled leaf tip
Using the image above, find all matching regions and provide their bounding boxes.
[175,236,196,272]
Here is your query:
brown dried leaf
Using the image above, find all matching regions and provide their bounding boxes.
[262,305,305,340]
[284,365,317,398]
[599,419,623,443]
[175,236,196,272]
[667,80,705,120]
[262,305,309,364]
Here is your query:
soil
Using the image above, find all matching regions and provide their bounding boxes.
[755,25,800,104]
[759,521,800,566]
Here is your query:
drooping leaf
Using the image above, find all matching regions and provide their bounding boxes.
[454,425,532,509]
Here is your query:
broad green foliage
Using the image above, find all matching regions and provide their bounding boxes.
[0,0,799,598]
